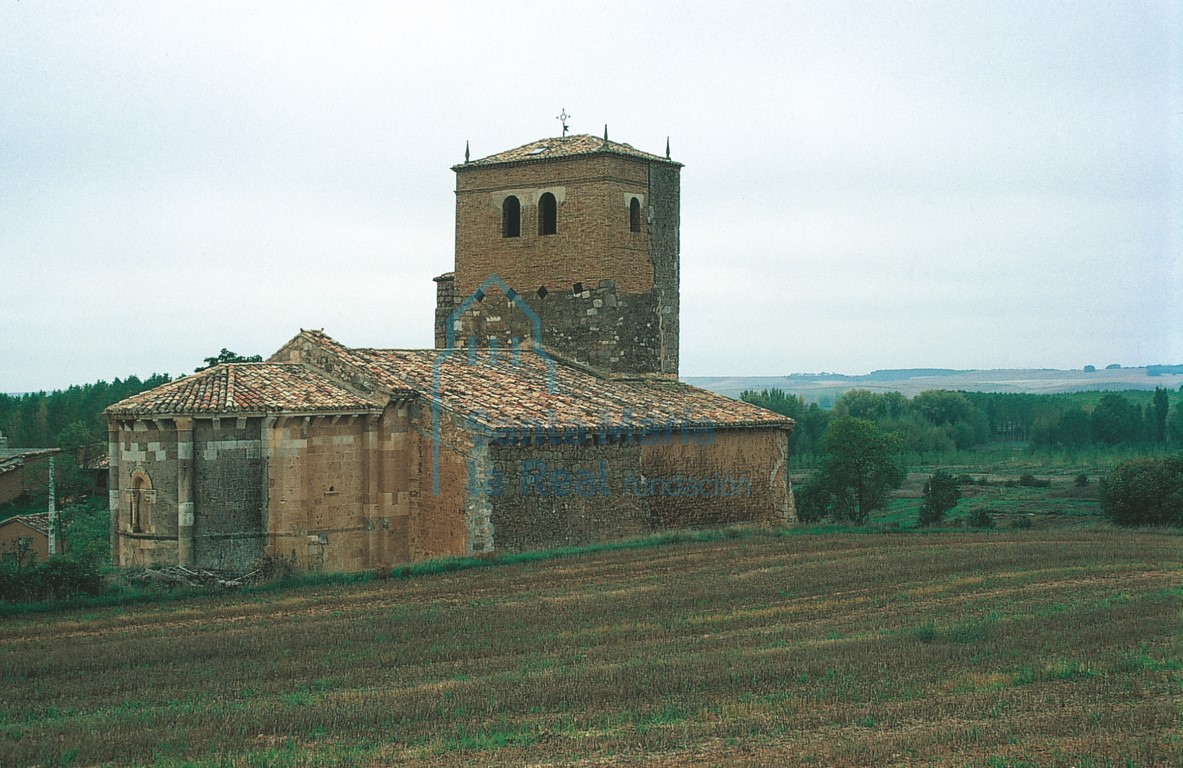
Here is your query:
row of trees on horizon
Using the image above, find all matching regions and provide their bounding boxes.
[742,386,1183,459]
[1,372,1180,505]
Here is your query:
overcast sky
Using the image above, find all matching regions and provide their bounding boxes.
[1,1,1180,392]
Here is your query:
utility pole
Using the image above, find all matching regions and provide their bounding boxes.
[47,456,57,555]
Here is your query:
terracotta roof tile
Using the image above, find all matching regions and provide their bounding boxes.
[457,134,680,169]
[108,331,792,432]
[105,364,378,416]
[0,513,50,536]
[344,346,790,431]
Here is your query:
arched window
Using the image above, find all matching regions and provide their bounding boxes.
[502,196,521,238]
[629,197,641,232]
[131,476,146,532]
[538,192,557,236]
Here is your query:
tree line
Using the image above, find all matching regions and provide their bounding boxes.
[742,386,1183,459]
[0,374,171,500]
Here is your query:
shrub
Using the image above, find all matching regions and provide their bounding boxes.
[1100,454,1183,527]
[967,508,996,529]
[919,470,960,527]
[793,477,833,523]
[1018,473,1050,488]
[0,555,102,603]
[1074,474,1089,487]
[1011,516,1033,530]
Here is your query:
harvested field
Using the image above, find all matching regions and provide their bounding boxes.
[1,529,1179,766]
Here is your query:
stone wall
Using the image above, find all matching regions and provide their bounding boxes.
[192,419,265,570]
[640,427,793,528]
[484,440,649,552]
[266,410,409,571]
[111,419,179,567]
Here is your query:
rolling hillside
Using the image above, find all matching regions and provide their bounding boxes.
[686,366,1183,402]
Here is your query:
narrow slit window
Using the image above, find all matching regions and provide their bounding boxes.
[502,196,521,238]
[538,192,557,236]
[629,197,641,232]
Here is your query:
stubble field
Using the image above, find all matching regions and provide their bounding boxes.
[1,529,1180,767]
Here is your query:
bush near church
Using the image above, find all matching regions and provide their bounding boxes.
[1100,453,1183,527]
[919,470,959,526]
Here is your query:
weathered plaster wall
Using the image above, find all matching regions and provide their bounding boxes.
[485,440,649,552]
[408,405,475,559]
[0,519,50,561]
[640,427,793,528]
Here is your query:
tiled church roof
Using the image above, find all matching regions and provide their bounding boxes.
[458,134,680,169]
[344,346,788,430]
[105,363,378,416]
[106,332,792,432]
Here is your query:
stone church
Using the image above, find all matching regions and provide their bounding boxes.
[106,132,795,572]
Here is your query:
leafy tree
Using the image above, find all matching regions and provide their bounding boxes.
[1057,407,1092,449]
[911,390,972,426]
[741,389,830,458]
[832,389,907,421]
[55,421,104,496]
[1099,454,1183,527]
[919,470,959,526]
[1153,387,1169,444]
[1169,406,1183,445]
[815,417,905,525]
[1091,394,1142,445]
[195,348,263,372]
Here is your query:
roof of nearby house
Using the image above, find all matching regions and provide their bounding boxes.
[0,449,58,473]
[104,363,380,417]
[456,134,680,170]
[0,513,50,536]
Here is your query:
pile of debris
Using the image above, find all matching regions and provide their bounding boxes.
[128,565,263,589]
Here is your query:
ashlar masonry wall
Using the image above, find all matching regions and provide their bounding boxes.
[266,404,421,572]
[110,418,180,568]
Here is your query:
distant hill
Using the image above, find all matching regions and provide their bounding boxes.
[685,366,1183,404]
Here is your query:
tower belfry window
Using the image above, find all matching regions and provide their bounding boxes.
[538,192,557,236]
[502,196,521,238]
[629,197,641,232]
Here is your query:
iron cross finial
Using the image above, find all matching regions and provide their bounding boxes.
[557,108,571,136]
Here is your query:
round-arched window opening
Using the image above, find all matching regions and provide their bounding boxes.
[538,193,557,236]
[502,196,521,238]
[629,197,641,232]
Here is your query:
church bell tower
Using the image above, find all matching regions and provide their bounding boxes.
[434,131,682,378]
